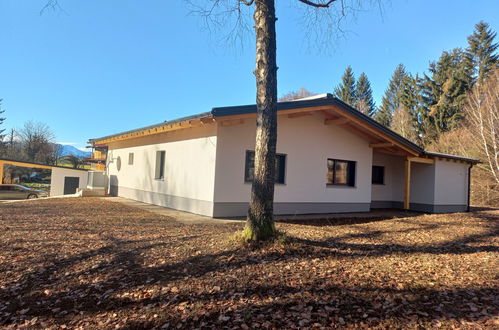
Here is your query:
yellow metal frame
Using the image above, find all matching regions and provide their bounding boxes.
[0,160,53,184]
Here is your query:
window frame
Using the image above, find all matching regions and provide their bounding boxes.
[154,150,166,180]
[244,150,287,185]
[371,165,385,185]
[326,158,356,187]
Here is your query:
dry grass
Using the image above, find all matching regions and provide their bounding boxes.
[0,198,498,329]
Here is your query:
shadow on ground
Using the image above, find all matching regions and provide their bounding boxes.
[0,198,497,328]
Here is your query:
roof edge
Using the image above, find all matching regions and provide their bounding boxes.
[88,111,213,144]
[424,151,480,164]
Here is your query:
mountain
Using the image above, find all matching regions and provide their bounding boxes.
[57,144,92,159]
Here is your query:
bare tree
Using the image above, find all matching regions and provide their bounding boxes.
[464,68,499,183]
[190,0,382,241]
[18,121,56,164]
[279,87,316,101]
[52,143,65,165]
[391,104,418,143]
[0,103,5,157]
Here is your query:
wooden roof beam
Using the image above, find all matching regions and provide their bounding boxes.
[324,117,349,126]
[331,105,420,156]
[288,112,313,119]
[408,156,435,164]
[220,119,245,127]
[370,142,394,148]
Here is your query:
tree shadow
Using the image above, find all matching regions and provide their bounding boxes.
[163,283,498,328]
[276,210,425,227]
[1,208,497,327]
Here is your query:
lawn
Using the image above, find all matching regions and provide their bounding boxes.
[0,198,497,329]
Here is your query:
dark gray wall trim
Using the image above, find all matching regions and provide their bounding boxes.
[109,185,214,217]
[213,202,370,218]
[370,201,404,209]
[371,200,467,213]
[433,204,468,213]
[409,203,435,213]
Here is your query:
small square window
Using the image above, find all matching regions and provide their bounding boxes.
[244,150,286,184]
[327,159,356,186]
[128,153,134,165]
[372,166,385,185]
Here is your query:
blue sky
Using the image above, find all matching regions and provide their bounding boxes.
[1,0,498,150]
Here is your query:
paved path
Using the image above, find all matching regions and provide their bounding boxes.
[103,197,241,225]
[103,196,421,225]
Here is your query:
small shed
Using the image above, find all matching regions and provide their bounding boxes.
[0,158,88,196]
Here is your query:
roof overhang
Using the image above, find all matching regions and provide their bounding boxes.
[88,94,479,164]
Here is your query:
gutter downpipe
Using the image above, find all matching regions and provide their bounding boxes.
[467,164,473,212]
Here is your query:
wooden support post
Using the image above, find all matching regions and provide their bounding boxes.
[404,158,411,210]
[0,161,3,184]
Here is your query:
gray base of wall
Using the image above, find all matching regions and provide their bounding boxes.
[110,185,214,217]
[213,202,370,218]
[371,200,468,213]
[109,186,467,218]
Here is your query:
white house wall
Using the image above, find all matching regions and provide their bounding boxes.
[433,160,469,212]
[409,162,436,212]
[371,153,470,213]
[50,167,88,196]
[213,113,373,217]
[106,125,218,216]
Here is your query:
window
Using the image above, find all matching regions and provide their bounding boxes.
[128,153,134,165]
[372,165,385,185]
[244,150,286,184]
[327,159,356,186]
[155,151,165,180]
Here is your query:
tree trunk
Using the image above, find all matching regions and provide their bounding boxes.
[244,0,278,241]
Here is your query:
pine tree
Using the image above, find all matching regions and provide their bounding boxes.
[420,49,471,140]
[334,66,356,106]
[355,73,376,117]
[392,74,422,144]
[375,64,407,127]
[466,21,499,84]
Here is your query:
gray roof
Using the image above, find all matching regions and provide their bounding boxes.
[89,94,478,164]
[424,151,479,164]
[88,112,211,143]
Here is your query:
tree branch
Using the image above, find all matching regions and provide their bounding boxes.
[297,0,339,8]
[239,0,254,5]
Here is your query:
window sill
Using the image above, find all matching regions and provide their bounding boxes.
[155,178,165,181]
[326,184,356,188]
[244,181,286,186]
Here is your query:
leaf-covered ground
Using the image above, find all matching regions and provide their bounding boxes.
[0,198,498,329]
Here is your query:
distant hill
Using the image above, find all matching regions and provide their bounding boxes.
[57,144,92,159]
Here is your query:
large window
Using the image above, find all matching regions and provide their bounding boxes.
[155,151,165,180]
[244,150,286,184]
[327,159,356,187]
[372,165,385,185]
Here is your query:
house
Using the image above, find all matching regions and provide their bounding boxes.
[88,94,478,217]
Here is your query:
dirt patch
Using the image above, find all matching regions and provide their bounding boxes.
[0,198,497,328]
